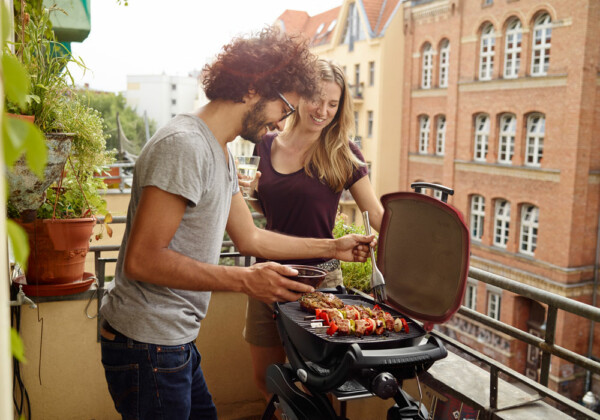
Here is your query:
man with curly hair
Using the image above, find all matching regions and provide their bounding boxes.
[99,27,376,419]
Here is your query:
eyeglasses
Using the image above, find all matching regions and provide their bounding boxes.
[277,92,296,122]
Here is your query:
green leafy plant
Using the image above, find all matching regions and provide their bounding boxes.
[5,4,114,231]
[5,5,85,133]
[1,0,43,364]
[333,213,375,292]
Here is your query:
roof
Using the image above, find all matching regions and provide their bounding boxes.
[362,0,402,37]
[277,7,341,46]
[276,0,402,46]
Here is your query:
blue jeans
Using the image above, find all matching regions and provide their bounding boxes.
[100,323,217,420]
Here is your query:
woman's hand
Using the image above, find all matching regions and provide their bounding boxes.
[237,171,261,198]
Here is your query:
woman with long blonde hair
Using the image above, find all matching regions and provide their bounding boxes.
[243,59,384,400]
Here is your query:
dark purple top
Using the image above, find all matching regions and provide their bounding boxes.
[255,133,368,265]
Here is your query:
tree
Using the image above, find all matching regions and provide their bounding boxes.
[77,90,156,155]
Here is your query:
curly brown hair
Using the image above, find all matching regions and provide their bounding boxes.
[202,26,319,103]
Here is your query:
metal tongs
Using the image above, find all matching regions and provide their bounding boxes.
[362,211,387,303]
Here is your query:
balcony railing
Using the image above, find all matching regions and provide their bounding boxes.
[349,83,364,102]
[14,213,600,418]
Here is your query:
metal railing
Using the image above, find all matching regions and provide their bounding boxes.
[430,266,600,418]
[87,215,600,418]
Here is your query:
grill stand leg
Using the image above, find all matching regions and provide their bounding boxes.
[386,387,428,420]
[264,363,340,420]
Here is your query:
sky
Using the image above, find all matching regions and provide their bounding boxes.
[68,0,344,93]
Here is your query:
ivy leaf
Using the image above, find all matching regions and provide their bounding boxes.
[3,116,47,177]
[7,220,29,270]
[2,54,30,110]
[11,328,27,363]
[2,114,26,166]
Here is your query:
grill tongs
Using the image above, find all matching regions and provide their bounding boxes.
[362,211,387,303]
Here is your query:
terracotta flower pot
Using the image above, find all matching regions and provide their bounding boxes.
[18,218,95,285]
[43,217,96,251]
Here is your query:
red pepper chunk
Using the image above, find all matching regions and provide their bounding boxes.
[326,321,338,336]
[317,311,330,326]
[401,318,409,333]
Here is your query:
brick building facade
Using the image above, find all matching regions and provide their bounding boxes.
[401,0,600,401]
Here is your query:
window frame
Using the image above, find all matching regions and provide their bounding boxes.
[418,115,430,154]
[498,113,516,164]
[503,19,522,78]
[494,199,511,248]
[487,291,502,320]
[474,114,490,162]
[519,204,539,255]
[436,115,446,156]
[439,40,450,88]
[479,24,495,81]
[464,282,478,310]
[531,13,552,76]
[367,110,374,137]
[470,195,485,241]
[525,113,545,167]
[369,61,375,86]
[421,43,433,89]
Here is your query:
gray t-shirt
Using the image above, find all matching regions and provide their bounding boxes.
[100,114,239,345]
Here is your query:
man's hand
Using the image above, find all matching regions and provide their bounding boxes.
[240,262,314,304]
[333,234,377,262]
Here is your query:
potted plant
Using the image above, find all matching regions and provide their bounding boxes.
[5,5,114,286]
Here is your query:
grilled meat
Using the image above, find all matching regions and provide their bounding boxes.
[299,292,345,312]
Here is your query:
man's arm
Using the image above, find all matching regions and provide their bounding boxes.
[226,192,375,262]
[123,186,315,303]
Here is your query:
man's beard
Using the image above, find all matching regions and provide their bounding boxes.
[240,99,268,144]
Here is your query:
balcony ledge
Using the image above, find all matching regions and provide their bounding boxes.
[421,350,581,419]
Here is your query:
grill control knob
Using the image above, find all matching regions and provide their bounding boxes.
[296,369,308,383]
[371,372,398,399]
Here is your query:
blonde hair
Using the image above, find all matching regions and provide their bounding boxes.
[284,59,364,192]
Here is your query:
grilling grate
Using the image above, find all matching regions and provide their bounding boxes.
[279,295,424,346]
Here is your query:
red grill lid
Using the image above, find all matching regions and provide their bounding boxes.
[377,192,470,331]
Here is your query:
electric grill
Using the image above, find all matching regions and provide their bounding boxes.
[262,183,470,420]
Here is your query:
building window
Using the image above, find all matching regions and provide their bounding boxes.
[171,84,177,90]
[421,43,433,89]
[433,186,443,200]
[479,24,495,80]
[354,63,360,87]
[504,19,522,78]
[498,114,516,164]
[436,115,446,155]
[369,61,375,86]
[418,115,430,154]
[354,111,359,133]
[474,114,489,161]
[487,291,501,320]
[531,13,552,76]
[520,205,539,255]
[171,99,177,105]
[470,195,485,241]
[464,283,477,310]
[494,199,510,247]
[439,40,450,88]
[526,113,545,167]
[367,111,373,137]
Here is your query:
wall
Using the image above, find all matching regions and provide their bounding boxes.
[15,291,262,420]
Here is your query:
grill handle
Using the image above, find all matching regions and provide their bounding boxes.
[350,335,447,369]
[282,333,446,392]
